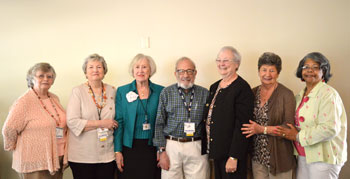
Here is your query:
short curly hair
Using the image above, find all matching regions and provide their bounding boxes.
[26,63,56,88]
[217,46,241,71]
[296,52,332,83]
[82,53,108,75]
[258,52,282,74]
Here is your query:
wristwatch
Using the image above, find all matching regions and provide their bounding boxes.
[158,147,166,154]
[263,127,267,135]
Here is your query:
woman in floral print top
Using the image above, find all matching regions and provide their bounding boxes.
[276,52,347,179]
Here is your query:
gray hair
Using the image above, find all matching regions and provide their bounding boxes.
[82,53,108,75]
[129,53,157,78]
[296,52,332,83]
[218,46,241,70]
[175,57,196,71]
[26,62,56,88]
[258,52,282,74]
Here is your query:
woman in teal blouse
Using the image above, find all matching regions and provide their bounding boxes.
[276,52,347,179]
[114,53,163,179]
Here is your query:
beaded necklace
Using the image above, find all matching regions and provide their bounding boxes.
[32,88,60,126]
[86,82,107,120]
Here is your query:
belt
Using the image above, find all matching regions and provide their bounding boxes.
[166,136,201,142]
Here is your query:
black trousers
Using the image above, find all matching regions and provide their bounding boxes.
[69,161,116,179]
[213,157,247,179]
[119,139,161,179]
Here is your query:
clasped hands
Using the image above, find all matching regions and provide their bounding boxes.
[241,120,298,140]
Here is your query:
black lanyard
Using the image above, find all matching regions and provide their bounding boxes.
[138,98,148,123]
[88,83,104,120]
[178,86,195,122]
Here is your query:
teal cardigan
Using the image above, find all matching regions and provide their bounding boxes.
[114,80,164,152]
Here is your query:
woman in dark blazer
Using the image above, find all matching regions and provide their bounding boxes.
[202,46,254,179]
[114,54,163,179]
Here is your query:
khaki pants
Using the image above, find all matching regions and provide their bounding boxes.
[162,139,210,179]
[252,160,293,179]
[19,156,64,179]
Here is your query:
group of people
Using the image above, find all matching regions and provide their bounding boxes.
[2,46,347,179]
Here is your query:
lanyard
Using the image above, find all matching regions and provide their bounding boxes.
[177,86,195,122]
[138,98,149,123]
[88,82,105,120]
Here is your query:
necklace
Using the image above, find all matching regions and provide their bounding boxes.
[32,88,60,126]
[86,81,107,109]
[137,87,149,98]
[86,82,107,120]
[260,83,278,104]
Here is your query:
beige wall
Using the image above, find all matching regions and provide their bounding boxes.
[1,0,349,178]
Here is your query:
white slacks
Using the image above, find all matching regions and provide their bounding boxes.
[162,139,209,179]
[297,156,343,179]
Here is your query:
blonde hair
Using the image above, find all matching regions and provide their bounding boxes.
[129,53,157,78]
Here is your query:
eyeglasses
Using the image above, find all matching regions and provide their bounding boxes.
[36,74,54,80]
[215,59,232,64]
[176,69,196,75]
[302,65,320,71]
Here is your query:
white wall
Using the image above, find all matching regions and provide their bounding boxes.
[1,0,349,178]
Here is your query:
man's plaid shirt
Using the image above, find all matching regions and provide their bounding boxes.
[153,83,209,148]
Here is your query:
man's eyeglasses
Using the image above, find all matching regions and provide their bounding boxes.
[302,65,320,71]
[176,69,196,75]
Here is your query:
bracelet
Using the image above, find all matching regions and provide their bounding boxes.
[263,126,267,135]
[296,133,300,142]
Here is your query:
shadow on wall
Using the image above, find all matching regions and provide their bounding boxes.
[1,113,18,179]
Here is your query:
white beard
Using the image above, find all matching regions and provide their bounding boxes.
[178,82,194,89]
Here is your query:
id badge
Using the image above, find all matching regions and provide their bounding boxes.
[184,122,195,136]
[56,127,64,139]
[97,128,109,141]
[143,123,151,130]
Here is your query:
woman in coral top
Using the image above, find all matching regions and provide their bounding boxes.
[276,52,347,179]
[2,63,68,179]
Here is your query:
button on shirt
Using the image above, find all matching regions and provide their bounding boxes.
[295,82,347,164]
[153,84,209,148]
[66,83,116,163]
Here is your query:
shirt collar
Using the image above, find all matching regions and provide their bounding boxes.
[176,84,195,94]
[297,81,325,98]
[131,80,155,93]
